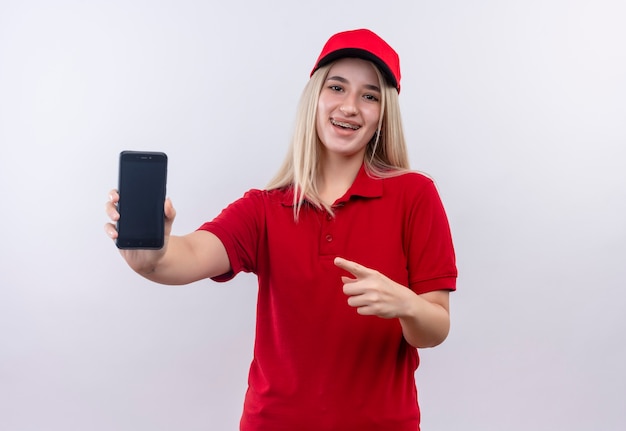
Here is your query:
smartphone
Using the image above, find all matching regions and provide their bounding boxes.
[116,151,168,249]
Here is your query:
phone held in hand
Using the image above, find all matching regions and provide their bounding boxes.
[116,151,168,249]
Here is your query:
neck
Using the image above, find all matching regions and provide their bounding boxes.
[317,153,364,206]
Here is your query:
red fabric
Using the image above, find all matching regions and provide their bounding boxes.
[311,28,402,92]
[198,166,457,431]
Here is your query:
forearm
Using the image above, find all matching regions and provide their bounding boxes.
[133,235,197,285]
[399,291,450,348]
[129,231,230,286]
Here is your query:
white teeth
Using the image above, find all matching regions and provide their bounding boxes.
[331,119,360,130]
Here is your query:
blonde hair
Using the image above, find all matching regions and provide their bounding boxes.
[267,61,410,219]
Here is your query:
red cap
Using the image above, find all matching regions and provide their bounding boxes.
[311,29,401,93]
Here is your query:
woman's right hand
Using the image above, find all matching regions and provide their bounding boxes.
[104,189,176,275]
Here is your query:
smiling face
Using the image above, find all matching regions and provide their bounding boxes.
[316,57,382,162]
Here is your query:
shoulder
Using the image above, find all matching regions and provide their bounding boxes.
[236,187,293,208]
[381,170,437,195]
[376,170,448,214]
[216,188,270,217]
[208,188,284,230]
[239,187,285,200]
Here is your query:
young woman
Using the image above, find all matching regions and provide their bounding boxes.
[105,28,457,431]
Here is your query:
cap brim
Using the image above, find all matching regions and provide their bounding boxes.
[315,48,398,91]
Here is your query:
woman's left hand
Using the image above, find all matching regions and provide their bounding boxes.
[334,256,416,319]
[334,256,451,347]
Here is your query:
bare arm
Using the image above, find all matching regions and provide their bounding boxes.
[104,190,231,285]
[335,257,451,349]
[134,231,231,285]
[397,290,450,348]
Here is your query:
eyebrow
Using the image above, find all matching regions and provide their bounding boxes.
[326,75,381,93]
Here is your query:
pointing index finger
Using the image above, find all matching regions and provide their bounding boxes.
[334,257,370,278]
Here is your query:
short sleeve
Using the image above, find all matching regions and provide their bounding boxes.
[404,178,457,294]
[197,189,265,282]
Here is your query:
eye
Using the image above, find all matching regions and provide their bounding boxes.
[364,93,380,102]
[328,85,343,92]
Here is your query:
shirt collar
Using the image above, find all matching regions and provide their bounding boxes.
[280,164,383,207]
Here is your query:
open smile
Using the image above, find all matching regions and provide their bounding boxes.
[330,118,361,130]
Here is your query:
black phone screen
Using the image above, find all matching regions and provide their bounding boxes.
[116,151,168,249]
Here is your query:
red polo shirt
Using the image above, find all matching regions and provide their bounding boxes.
[199,165,457,431]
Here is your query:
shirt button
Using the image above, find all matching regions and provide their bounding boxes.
[325,234,333,242]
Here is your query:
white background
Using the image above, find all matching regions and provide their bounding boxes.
[1,0,625,430]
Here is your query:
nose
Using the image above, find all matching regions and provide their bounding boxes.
[338,90,360,116]
[339,103,358,116]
